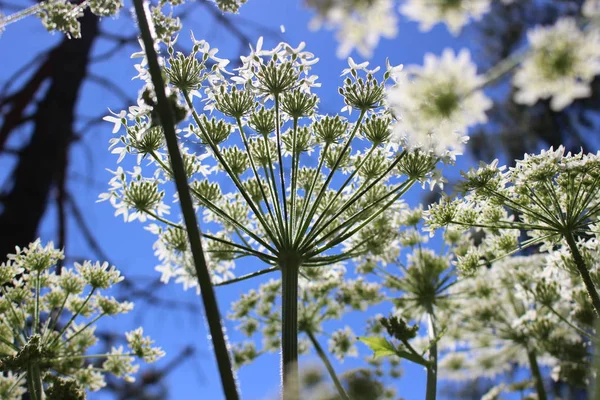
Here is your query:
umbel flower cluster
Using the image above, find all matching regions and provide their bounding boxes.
[0,240,164,399]
[7,0,600,397]
[99,30,492,396]
[351,207,597,400]
[426,147,600,315]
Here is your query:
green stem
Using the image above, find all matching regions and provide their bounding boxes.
[45,292,70,342]
[293,143,329,245]
[526,349,547,400]
[62,313,105,346]
[564,231,600,317]
[187,185,278,254]
[214,267,278,286]
[281,259,300,400]
[26,363,44,400]
[48,288,96,348]
[303,145,376,245]
[304,179,414,256]
[259,132,287,241]
[235,117,281,238]
[33,271,41,335]
[132,2,239,399]
[295,111,366,246]
[274,95,289,243]
[142,208,277,263]
[542,302,593,340]
[425,309,437,400]
[305,329,350,400]
[184,92,282,250]
[300,150,405,251]
[290,118,299,237]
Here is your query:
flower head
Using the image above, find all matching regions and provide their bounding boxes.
[513,18,600,110]
[387,49,491,157]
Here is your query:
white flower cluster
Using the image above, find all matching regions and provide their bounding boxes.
[386,48,491,158]
[307,0,398,58]
[0,240,164,398]
[399,0,492,35]
[438,254,590,386]
[514,18,600,110]
[101,35,448,295]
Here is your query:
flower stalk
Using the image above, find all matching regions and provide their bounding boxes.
[281,257,300,400]
[527,349,547,400]
[26,364,43,400]
[305,329,350,400]
[425,308,437,400]
[564,231,600,317]
[130,1,239,399]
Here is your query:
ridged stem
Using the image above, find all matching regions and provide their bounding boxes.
[425,309,437,400]
[281,259,300,400]
[526,349,547,400]
[26,363,44,400]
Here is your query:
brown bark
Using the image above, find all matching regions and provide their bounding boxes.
[0,12,99,260]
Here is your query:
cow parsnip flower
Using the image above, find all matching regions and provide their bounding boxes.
[426,146,600,317]
[213,0,247,13]
[355,213,476,400]
[307,0,398,58]
[584,0,600,20]
[399,0,491,35]
[439,254,590,389]
[0,240,164,399]
[102,34,447,390]
[387,48,491,158]
[513,18,600,111]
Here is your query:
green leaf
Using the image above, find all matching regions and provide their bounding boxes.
[358,336,397,358]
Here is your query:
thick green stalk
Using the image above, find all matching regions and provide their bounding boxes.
[131,1,239,398]
[26,363,44,400]
[281,259,300,400]
[425,310,437,400]
[564,231,600,317]
[305,329,350,400]
[526,349,547,400]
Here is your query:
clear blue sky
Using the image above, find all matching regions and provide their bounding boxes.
[0,1,493,399]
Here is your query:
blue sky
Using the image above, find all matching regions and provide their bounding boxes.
[0,1,502,399]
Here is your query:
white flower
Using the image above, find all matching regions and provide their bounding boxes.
[513,18,600,110]
[327,326,358,361]
[102,109,126,134]
[400,0,491,35]
[126,327,166,363]
[387,48,491,157]
[310,0,398,58]
[584,0,600,20]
